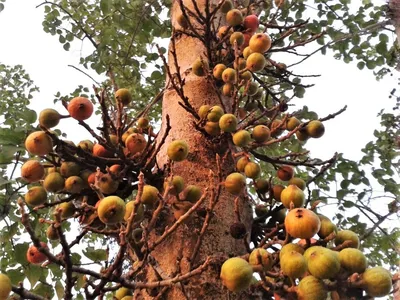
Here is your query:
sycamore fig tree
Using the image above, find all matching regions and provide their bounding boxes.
[0,0,399,299]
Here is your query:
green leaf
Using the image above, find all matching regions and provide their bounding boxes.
[83,247,107,262]
[27,264,43,287]
[55,281,64,299]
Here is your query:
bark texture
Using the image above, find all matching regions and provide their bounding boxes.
[136,1,255,299]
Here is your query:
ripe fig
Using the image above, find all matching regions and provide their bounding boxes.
[233,130,251,147]
[56,201,76,219]
[68,97,93,121]
[93,143,114,158]
[39,108,61,128]
[249,33,272,53]
[277,165,294,181]
[252,125,270,143]
[243,46,253,59]
[222,68,237,83]
[225,172,246,195]
[246,52,266,72]
[21,160,45,183]
[222,83,234,96]
[43,172,65,193]
[229,32,245,47]
[46,225,59,240]
[307,247,340,279]
[280,184,305,208]
[97,196,126,225]
[115,88,132,106]
[219,114,237,132]
[286,117,301,131]
[125,133,146,155]
[226,9,244,27]
[272,184,285,201]
[296,129,309,141]
[236,156,250,172]
[279,243,304,260]
[26,242,48,264]
[317,215,337,239]
[285,208,320,239]
[25,131,53,156]
[25,186,47,207]
[137,117,149,129]
[167,140,189,162]
[244,15,259,32]
[220,257,253,292]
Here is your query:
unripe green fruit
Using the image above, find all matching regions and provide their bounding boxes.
[286,117,301,131]
[192,57,209,76]
[247,82,258,96]
[222,68,237,83]
[288,177,306,191]
[141,185,159,205]
[207,106,224,122]
[334,230,360,248]
[362,267,392,297]
[137,117,149,129]
[39,108,61,128]
[339,248,367,274]
[272,184,285,201]
[220,0,233,13]
[280,251,307,279]
[280,184,305,208]
[307,247,340,279]
[296,129,309,141]
[43,172,65,193]
[246,53,266,72]
[220,257,253,292]
[115,88,132,106]
[198,104,211,119]
[306,120,325,138]
[65,176,85,194]
[97,174,119,194]
[225,173,246,195]
[297,276,327,300]
[181,185,202,203]
[60,161,81,178]
[317,215,337,239]
[219,114,237,132]
[204,122,220,136]
[25,186,47,206]
[56,201,75,219]
[167,140,189,162]
[279,243,304,260]
[233,130,251,147]
[249,248,273,271]
[304,246,324,262]
[213,64,227,80]
[97,196,126,224]
[236,156,250,172]
[124,201,144,223]
[78,139,94,152]
[0,273,12,300]
[244,162,261,179]
[230,32,245,47]
[226,9,244,27]
[252,125,270,143]
[115,287,133,299]
[243,46,253,59]
[164,175,185,195]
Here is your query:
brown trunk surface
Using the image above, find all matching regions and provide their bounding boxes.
[135,1,256,299]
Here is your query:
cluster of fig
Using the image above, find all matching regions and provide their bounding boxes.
[220,163,393,298]
[19,87,192,270]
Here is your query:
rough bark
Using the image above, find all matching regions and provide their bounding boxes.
[135,1,255,299]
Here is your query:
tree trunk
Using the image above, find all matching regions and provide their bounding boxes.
[136,1,255,299]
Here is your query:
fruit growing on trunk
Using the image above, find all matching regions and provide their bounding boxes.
[97,196,126,225]
[21,160,45,183]
[219,114,237,132]
[277,165,294,181]
[244,162,261,179]
[26,242,48,264]
[39,108,61,128]
[25,131,53,156]
[220,257,253,292]
[246,53,266,72]
[335,230,360,248]
[307,247,340,279]
[67,97,93,121]
[25,186,47,207]
[167,140,189,162]
[288,177,306,190]
[279,243,304,260]
[226,9,244,26]
[284,208,320,239]
[141,185,159,206]
[233,130,251,147]
[306,120,325,138]
[280,184,305,208]
[0,273,12,300]
[249,33,272,53]
[249,248,273,271]
[361,267,392,297]
[125,133,147,155]
[252,125,270,143]
[297,275,327,300]
[180,185,202,202]
[339,248,367,274]
[115,88,132,106]
[225,172,246,195]
[280,250,307,279]
[317,215,337,239]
